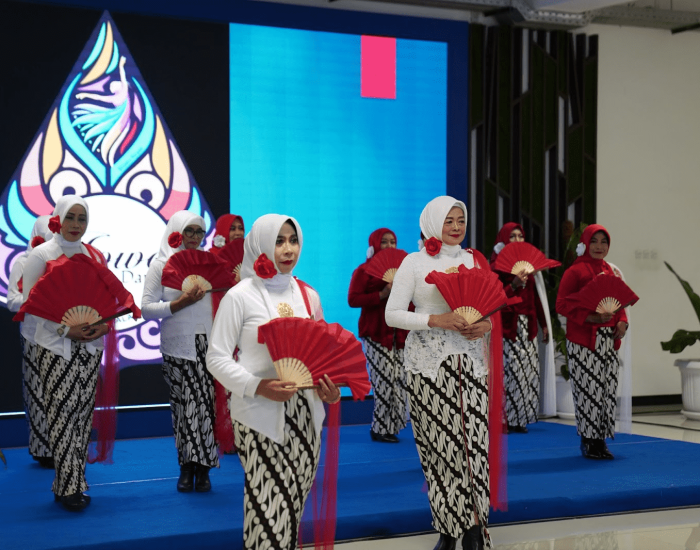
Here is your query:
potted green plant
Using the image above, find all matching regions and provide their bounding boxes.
[661,262,700,419]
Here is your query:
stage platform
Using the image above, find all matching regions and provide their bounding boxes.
[3,422,700,550]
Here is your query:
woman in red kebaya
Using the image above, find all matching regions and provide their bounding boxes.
[490,223,549,434]
[556,224,628,460]
[210,214,245,255]
[348,228,409,442]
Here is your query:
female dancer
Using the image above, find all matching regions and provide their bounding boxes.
[21,197,110,511]
[348,228,409,442]
[141,211,219,491]
[209,213,245,255]
[386,196,505,550]
[207,214,340,550]
[556,224,628,459]
[490,223,551,433]
[8,216,53,467]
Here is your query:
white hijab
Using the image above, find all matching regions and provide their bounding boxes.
[240,214,302,292]
[157,210,206,262]
[419,196,468,254]
[27,215,53,252]
[51,195,90,251]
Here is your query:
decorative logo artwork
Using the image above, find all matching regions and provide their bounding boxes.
[0,12,214,366]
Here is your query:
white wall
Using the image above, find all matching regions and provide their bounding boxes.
[580,24,700,396]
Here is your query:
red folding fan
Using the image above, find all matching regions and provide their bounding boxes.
[14,254,141,325]
[162,249,236,293]
[425,264,512,324]
[257,317,371,401]
[568,273,639,314]
[492,241,561,275]
[365,248,409,283]
[217,238,245,284]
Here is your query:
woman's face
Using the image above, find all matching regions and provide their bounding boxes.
[229,219,244,241]
[588,231,609,260]
[275,222,300,274]
[183,224,205,250]
[509,228,524,243]
[60,204,87,242]
[380,232,396,250]
[441,206,466,246]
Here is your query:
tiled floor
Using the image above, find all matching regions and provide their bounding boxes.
[337,413,700,549]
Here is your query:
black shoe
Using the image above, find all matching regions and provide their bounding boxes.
[57,492,90,512]
[462,525,484,550]
[596,439,615,460]
[177,463,194,492]
[194,464,211,492]
[433,533,457,550]
[580,437,603,459]
[37,457,55,469]
[507,425,528,434]
[370,430,400,443]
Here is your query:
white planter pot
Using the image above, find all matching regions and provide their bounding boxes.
[674,359,700,420]
[556,374,575,420]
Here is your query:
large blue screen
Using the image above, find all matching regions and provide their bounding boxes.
[229,23,447,333]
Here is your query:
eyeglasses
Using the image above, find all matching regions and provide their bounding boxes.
[183,228,206,238]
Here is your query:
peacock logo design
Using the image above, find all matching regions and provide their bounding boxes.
[0,12,213,365]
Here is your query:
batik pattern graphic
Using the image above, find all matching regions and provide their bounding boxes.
[503,315,539,428]
[38,341,101,496]
[406,354,492,548]
[0,13,214,368]
[567,327,620,439]
[162,334,219,468]
[233,392,320,550]
[363,337,408,435]
[21,336,52,459]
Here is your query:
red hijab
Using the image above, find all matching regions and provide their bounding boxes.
[490,222,524,264]
[573,224,612,271]
[367,227,397,259]
[213,214,244,245]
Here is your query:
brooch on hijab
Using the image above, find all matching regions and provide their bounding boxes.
[168,232,183,248]
[493,242,505,255]
[277,303,294,317]
[424,237,442,257]
[254,253,277,279]
[48,215,61,234]
[214,235,226,248]
[576,242,586,257]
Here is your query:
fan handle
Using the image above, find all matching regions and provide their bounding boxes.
[473,302,509,324]
[88,309,133,326]
[296,382,349,390]
[208,287,232,293]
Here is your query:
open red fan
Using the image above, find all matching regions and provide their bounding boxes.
[492,241,561,275]
[14,254,141,325]
[257,317,371,401]
[217,238,245,284]
[162,249,236,293]
[365,248,409,283]
[568,273,639,314]
[425,264,514,324]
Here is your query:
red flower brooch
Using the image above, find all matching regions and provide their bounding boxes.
[168,231,183,248]
[30,236,45,248]
[424,237,442,257]
[254,253,277,279]
[48,215,61,234]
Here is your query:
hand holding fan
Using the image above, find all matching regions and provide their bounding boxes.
[365,248,408,284]
[14,254,141,325]
[425,264,511,324]
[258,317,371,400]
[568,273,639,314]
[492,242,561,275]
[217,238,245,284]
[162,249,236,294]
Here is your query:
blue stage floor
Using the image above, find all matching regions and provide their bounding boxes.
[2,422,700,550]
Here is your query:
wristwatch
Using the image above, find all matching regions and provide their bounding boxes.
[57,324,67,336]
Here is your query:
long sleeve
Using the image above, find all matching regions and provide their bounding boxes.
[556,266,589,326]
[348,267,383,308]
[385,255,431,331]
[140,260,174,320]
[206,289,261,399]
[7,255,27,312]
[22,250,48,302]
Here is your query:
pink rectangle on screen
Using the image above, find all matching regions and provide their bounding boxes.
[361,35,396,99]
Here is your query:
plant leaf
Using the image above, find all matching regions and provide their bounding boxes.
[665,262,700,325]
[661,329,700,354]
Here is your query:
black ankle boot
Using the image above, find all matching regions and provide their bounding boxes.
[596,439,614,460]
[177,463,194,492]
[462,525,484,550]
[194,464,211,492]
[580,436,602,459]
[432,533,457,550]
